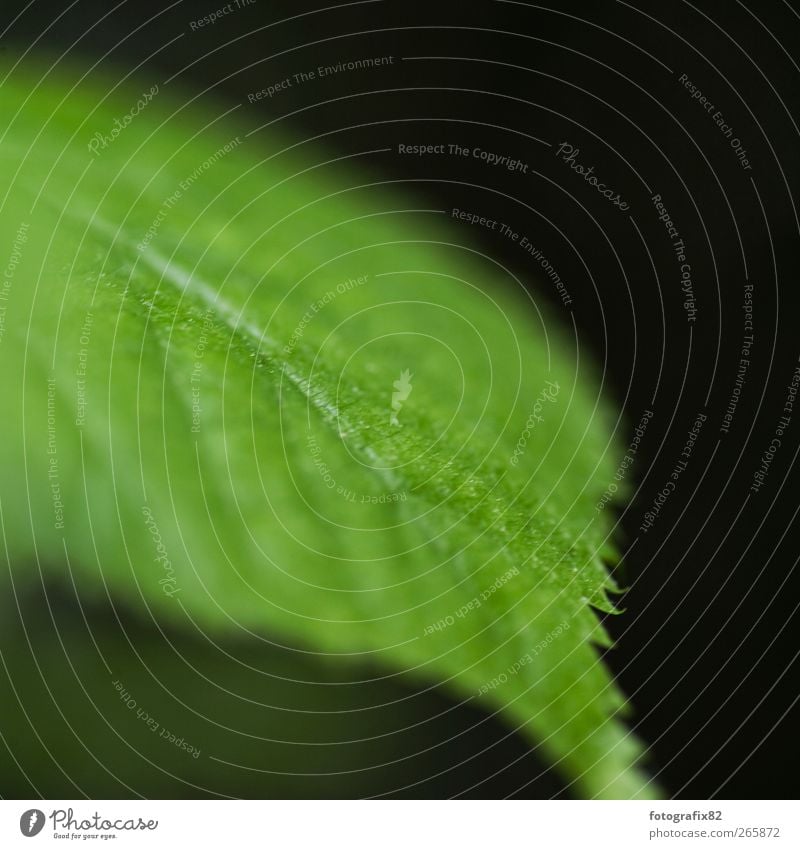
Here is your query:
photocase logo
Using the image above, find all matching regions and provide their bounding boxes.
[390,369,413,426]
[19,809,45,837]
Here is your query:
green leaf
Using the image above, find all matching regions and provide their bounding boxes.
[0,58,656,798]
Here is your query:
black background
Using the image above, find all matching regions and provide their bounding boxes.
[2,0,799,799]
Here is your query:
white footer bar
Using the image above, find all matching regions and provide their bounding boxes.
[2,800,795,848]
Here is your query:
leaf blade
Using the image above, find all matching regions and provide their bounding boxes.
[0,59,656,798]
